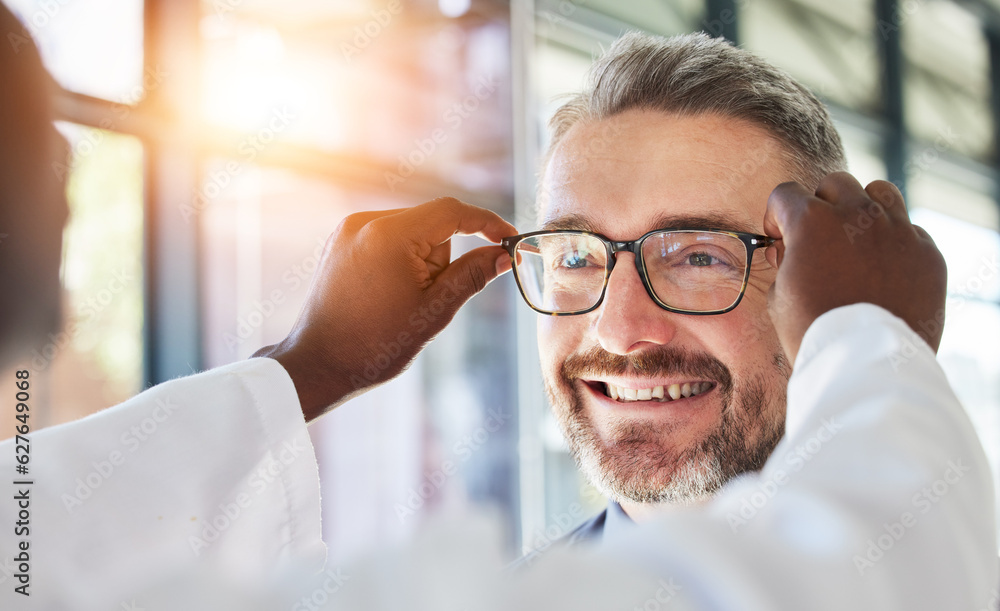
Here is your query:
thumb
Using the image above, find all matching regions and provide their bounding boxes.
[765,240,783,270]
[426,244,508,311]
[764,181,814,242]
[764,181,812,272]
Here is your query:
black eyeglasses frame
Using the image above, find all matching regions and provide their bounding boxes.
[499,227,776,316]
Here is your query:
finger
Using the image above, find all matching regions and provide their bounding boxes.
[863,180,908,222]
[816,172,865,204]
[329,208,410,258]
[428,244,509,307]
[814,171,867,207]
[340,208,409,233]
[764,181,813,242]
[426,239,451,277]
[392,197,517,246]
[496,253,512,276]
[911,223,940,249]
[765,241,783,270]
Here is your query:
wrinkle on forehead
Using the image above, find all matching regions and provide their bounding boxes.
[537,111,791,234]
[544,141,786,197]
[541,211,760,236]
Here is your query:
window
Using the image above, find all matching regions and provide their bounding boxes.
[903,0,992,161]
[742,0,878,112]
[1,1,146,435]
[53,125,144,419]
[4,0,144,100]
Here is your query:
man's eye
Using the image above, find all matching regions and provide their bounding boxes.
[560,252,591,269]
[687,253,716,267]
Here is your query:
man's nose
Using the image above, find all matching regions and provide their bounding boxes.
[594,253,678,355]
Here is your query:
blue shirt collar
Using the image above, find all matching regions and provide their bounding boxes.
[601,501,635,544]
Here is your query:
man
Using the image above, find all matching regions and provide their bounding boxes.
[503,36,995,603]
[515,31,852,543]
[0,5,994,608]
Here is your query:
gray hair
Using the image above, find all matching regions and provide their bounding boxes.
[543,31,846,192]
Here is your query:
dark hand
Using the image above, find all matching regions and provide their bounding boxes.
[763,172,947,364]
[254,197,516,421]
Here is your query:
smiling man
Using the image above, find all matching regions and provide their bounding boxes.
[1,6,994,605]
[507,32,851,535]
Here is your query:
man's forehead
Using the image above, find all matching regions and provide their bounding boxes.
[537,111,790,236]
[540,210,760,235]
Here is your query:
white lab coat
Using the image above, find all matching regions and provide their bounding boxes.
[0,304,996,610]
[0,357,326,609]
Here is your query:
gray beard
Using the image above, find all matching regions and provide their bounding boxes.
[545,346,788,506]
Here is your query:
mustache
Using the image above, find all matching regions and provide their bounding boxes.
[560,344,733,394]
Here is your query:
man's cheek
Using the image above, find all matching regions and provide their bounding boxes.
[537,315,584,371]
[536,321,558,381]
[720,294,778,348]
[735,314,776,347]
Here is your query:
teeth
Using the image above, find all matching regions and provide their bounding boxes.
[668,384,681,400]
[602,381,713,403]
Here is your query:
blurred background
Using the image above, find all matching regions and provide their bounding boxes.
[2,0,999,561]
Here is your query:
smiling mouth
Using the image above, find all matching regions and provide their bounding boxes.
[593,381,715,403]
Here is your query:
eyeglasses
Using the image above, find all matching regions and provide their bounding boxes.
[500,228,775,316]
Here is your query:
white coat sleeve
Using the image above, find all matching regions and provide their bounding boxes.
[583,303,999,610]
[0,357,326,610]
